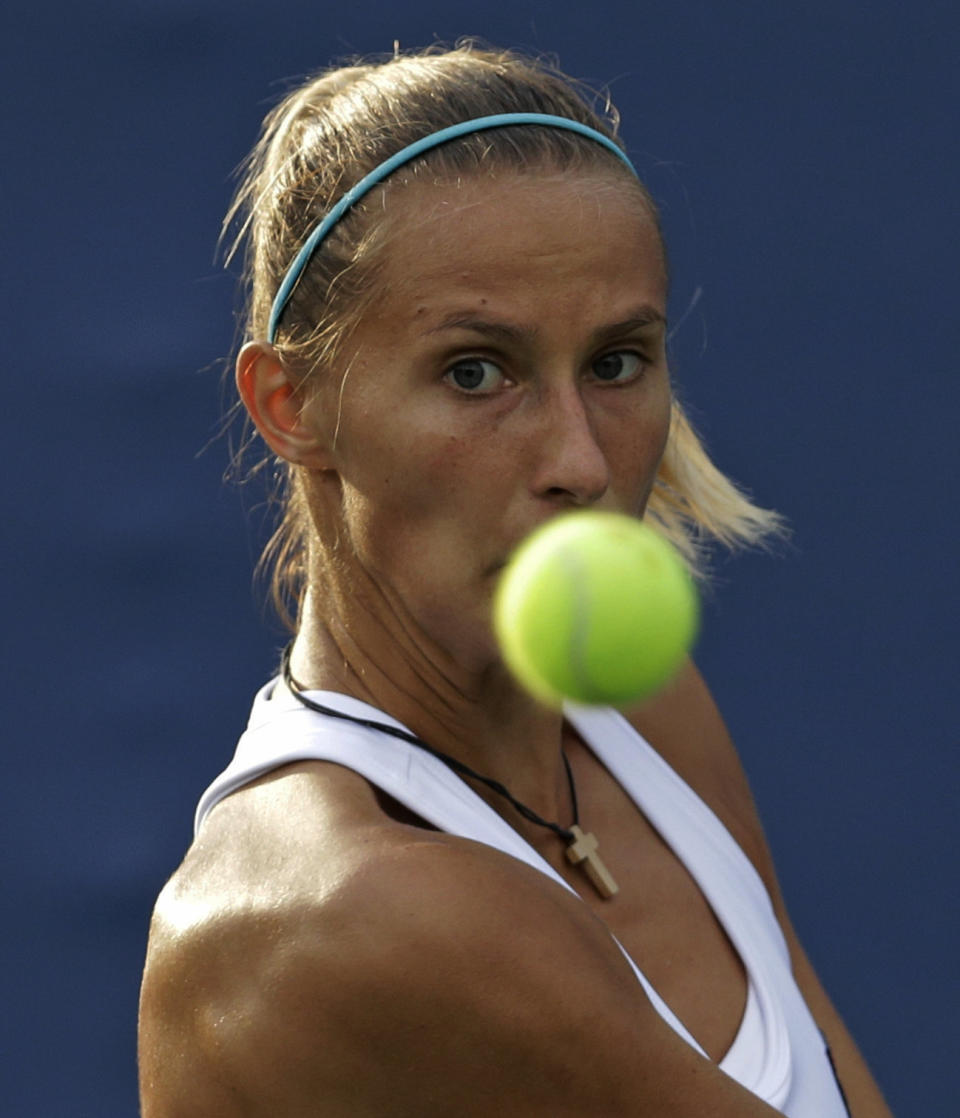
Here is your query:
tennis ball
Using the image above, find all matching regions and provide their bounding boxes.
[493,511,698,707]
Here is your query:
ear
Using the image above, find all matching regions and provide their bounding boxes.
[235,342,332,469]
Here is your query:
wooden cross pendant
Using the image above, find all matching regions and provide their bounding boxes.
[565,824,619,899]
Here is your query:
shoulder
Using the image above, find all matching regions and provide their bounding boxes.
[139,760,775,1117]
[628,658,778,887]
[139,780,632,1116]
[629,668,896,1117]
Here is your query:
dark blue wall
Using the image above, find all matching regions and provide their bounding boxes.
[4,2,956,1113]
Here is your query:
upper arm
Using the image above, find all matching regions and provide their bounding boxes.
[631,658,893,1117]
[140,836,783,1117]
[629,658,773,872]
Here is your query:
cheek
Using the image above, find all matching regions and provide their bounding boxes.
[341,430,486,555]
[423,433,470,484]
[393,433,481,514]
[609,384,672,477]
[600,396,670,516]
[650,390,673,461]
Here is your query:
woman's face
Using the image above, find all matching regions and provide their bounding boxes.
[308,170,672,672]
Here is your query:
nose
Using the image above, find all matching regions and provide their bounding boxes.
[529,382,610,507]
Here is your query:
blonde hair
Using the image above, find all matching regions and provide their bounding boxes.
[224,43,786,628]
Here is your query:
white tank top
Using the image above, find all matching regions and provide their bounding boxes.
[196,680,850,1117]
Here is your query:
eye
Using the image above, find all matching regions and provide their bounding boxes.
[444,357,505,393]
[591,351,645,384]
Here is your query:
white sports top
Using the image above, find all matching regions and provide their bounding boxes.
[196,681,850,1117]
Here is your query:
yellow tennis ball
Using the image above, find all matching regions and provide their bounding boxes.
[493,511,698,707]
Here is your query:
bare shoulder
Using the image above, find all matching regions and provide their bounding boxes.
[630,664,895,1116]
[628,658,776,885]
[138,761,468,1114]
[139,761,780,1117]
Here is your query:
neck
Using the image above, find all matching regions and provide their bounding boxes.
[290,580,573,828]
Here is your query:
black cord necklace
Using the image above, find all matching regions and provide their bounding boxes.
[280,644,619,899]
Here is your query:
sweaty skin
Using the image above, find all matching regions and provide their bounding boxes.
[139,172,893,1117]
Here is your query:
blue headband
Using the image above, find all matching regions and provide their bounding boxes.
[266,112,637,342]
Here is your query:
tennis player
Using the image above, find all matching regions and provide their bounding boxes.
[138,45,892,1117]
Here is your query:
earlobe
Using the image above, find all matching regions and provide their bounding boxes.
[235,342,332,468]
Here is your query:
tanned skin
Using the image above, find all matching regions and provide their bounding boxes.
[139,664,893,1117]
[141,174,893,1116]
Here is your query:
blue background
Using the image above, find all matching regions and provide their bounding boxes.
[3,2,956,1113]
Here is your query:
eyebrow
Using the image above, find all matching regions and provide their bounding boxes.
[424,306,666,345]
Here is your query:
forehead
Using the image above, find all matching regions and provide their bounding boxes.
[365,172,666,323]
